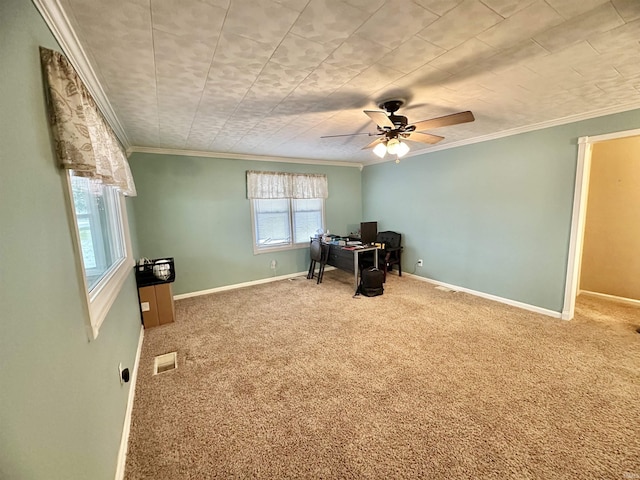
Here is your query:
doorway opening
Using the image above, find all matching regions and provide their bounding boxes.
[562,128,640,320]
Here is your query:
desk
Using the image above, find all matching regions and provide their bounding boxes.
[325,243,378,293]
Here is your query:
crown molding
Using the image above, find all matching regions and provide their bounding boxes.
[32,0,131,150]
[366,101,640,166]
[128,146,364,169]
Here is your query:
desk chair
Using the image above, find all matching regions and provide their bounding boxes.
[307,238,328,284]
[376,231,403,281]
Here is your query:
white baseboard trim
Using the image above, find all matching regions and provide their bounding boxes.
[115,325,144,480]
[173,268,336,300]
[561,310,573,321]
[579,290,640,307]
[405,273,563,319]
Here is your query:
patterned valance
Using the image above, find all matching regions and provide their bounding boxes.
[39,47,136,196]
[247,171,328,199]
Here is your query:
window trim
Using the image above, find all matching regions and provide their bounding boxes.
[250,198,325,255]
[65,171,134,340]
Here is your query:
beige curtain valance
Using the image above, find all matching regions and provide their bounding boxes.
[246,170,328,199]
[40,47,136,196]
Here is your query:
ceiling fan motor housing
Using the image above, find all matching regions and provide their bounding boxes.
[378,99,405,113]
[389,114,408,128]
[378,100,409,130]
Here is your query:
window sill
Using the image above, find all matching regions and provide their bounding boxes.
[86,255,134,339]
[253,242,309,255]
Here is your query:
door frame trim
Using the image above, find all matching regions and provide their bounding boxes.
[562,127,640,320]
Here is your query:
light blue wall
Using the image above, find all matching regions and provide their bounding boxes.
[0,1,142,479]
[129,153,362,295]
[126,198,141,259]
[362,109,640,312]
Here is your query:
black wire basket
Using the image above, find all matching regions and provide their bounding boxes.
[135,257,175,287]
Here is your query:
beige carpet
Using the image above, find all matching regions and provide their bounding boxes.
[125,270,640,479]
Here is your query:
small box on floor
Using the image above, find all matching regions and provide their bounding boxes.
[138,283,175,328]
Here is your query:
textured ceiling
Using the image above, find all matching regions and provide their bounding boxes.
[54,0,640,163]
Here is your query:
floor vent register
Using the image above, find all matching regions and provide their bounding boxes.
[154,352,178,375]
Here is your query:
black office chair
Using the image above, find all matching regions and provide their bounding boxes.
[376,231,403,281]
[307,238,328,284]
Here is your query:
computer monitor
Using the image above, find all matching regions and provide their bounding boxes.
[360,221,377,245]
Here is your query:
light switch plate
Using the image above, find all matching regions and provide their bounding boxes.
[141,302,150,312]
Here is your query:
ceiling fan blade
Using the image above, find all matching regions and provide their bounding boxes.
[321,132,375,138]
[364,110,395,129]
[362,137,385,150]
[411,111,475,131]
[405,132,445,145]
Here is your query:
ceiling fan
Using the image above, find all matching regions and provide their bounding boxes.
[322,100,475,159]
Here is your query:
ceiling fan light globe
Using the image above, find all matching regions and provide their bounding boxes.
[373,143,387,158]
[396,141,410,157]
[386,138,400,154]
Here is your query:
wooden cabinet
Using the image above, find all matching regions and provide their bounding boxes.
[138,283,175,329]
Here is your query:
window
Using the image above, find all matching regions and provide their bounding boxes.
[71,175,125,290]
[252,198,324,252]
[67,172,133,339]
[247,170,328,253]
[40,47,136,339]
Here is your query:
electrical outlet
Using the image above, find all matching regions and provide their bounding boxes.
[270,259,277,269]
[417,259,423,267]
